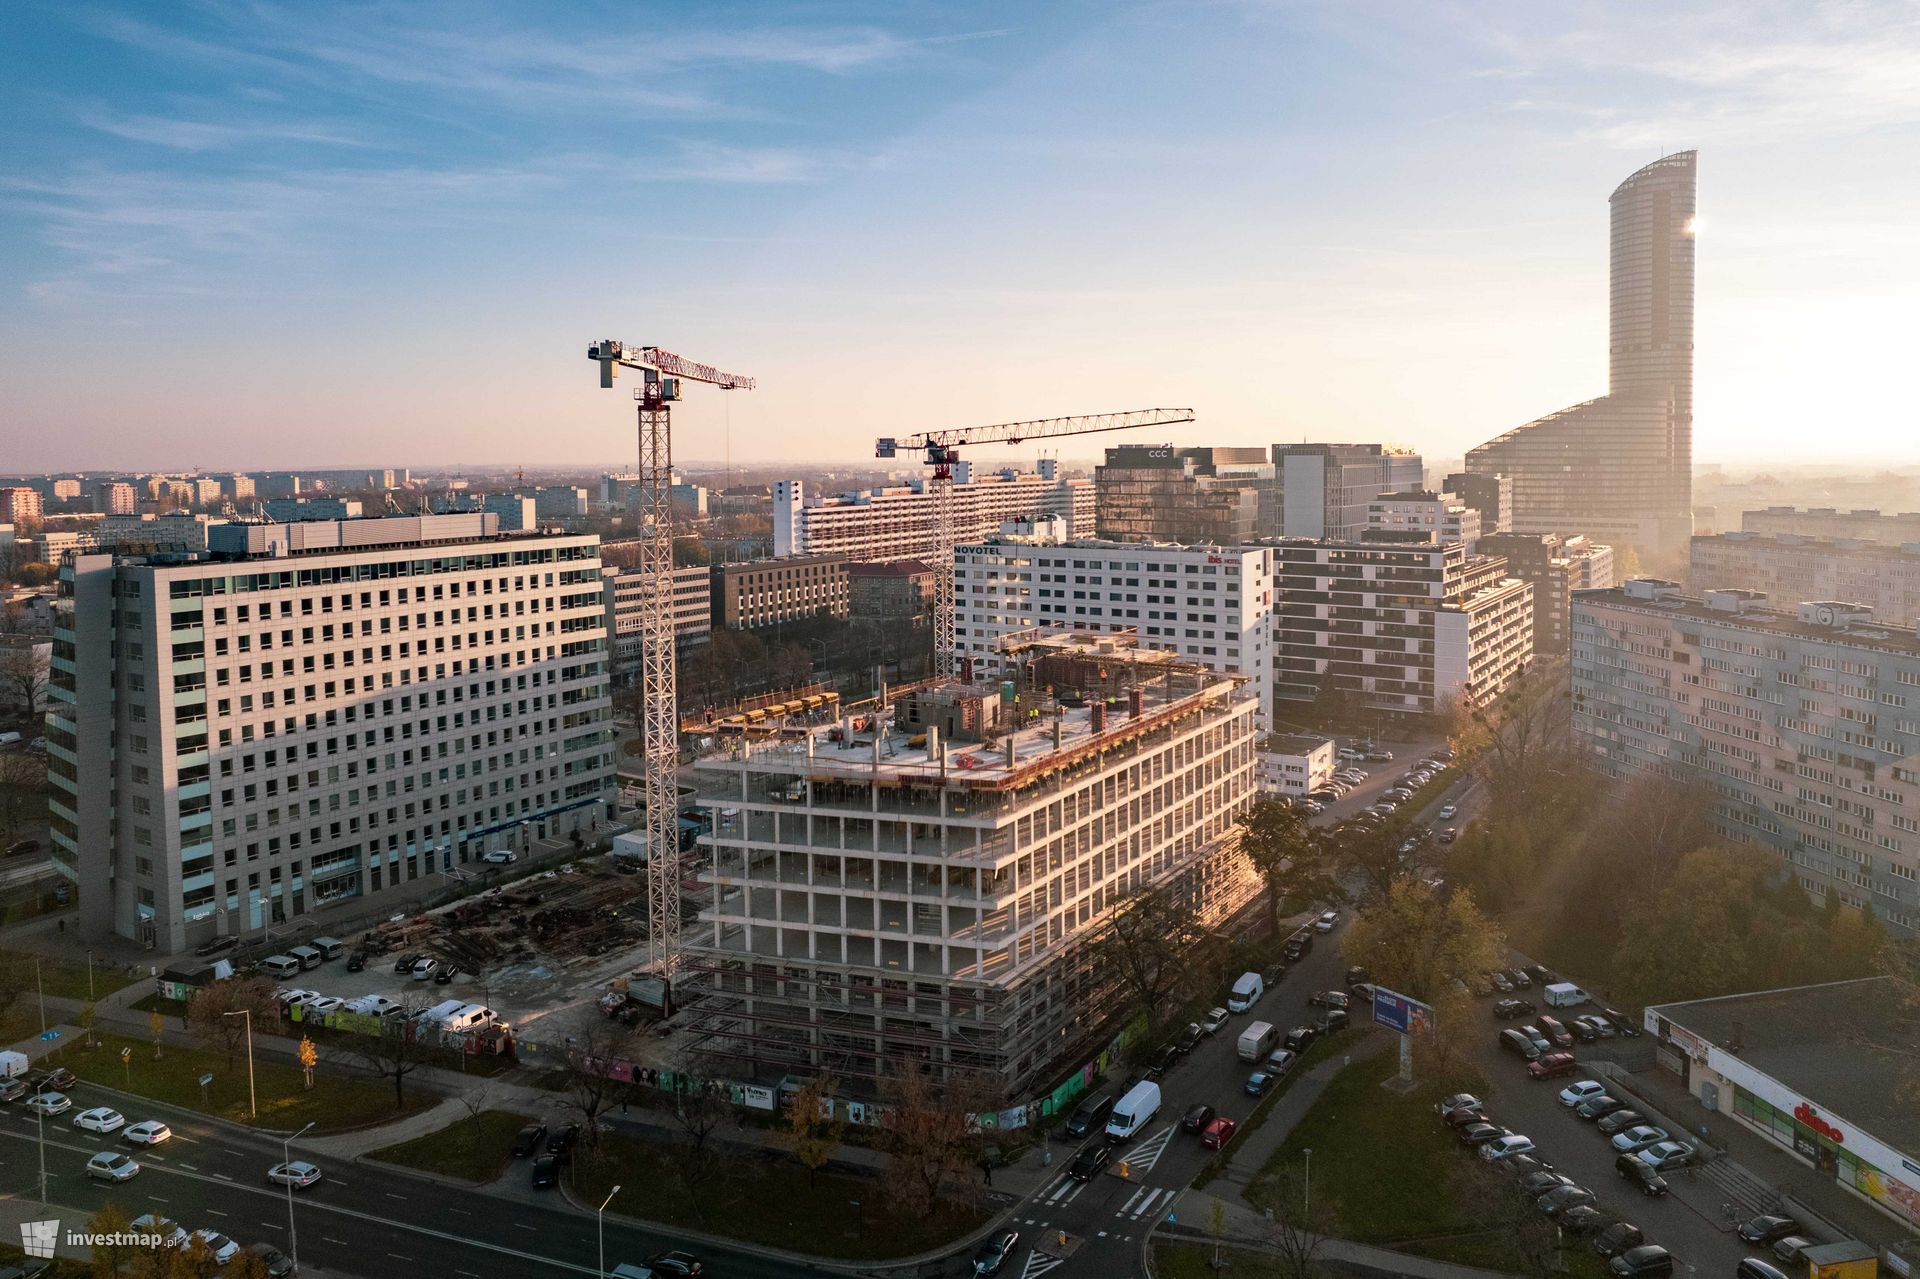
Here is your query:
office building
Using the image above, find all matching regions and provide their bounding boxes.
[1,487,44,526]
[1443,472,1513,537]
[529,487,589,519]
[847,560,935,624]
[30,529,90,565]
[1093,445,1266,545]
[265,498,363,523]
[1368,491,1483,549]
[683,631,1261,1092]
[773,462,1093,562]
[602,564,713,687]
[1272,444,1424,541]
[954,520,1275,724]
[711,555,849,629]
[1690,533,1920,629]
[1478,532,1617,656]
[1272,534,1534,714]
[1741,508,1920,546]
[94,482,137,516]
[45,513,618,950]
[1467,152,1696,558]
[1572,580,1920,930]
[1257,732,1336,797]
[483,495,539,531]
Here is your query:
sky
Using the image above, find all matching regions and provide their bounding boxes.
[3,0,1917,473]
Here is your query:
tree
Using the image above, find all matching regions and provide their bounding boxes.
[1088,882,1208,1031]
[14,561,53,587]
[221,1250,272,1279]
[0,639,48,724]
[561,1011,641,1155]
[876,1063,989,1217]
[0,950,30,1032]
[1460,660,1580,821]
[1236,798,1340,936]
[1340,881,1505,1003]
[80,1000,97,1049]
[0,748,47,840]
[298,1035,318,1088]
[1455,1159,1567,1277]
[1332,816,1441,908]
[330,998,433,1109]
[88,1202,137,1277]
[185,977,279,1069]
[661,1062,734,1217]
[149,1008,166,1059]
[780,1071,845,1189]
[1258,1166,1331,1279]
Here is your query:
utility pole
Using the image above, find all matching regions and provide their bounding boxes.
[36,1101,47,1205]
[224,1009,257,1118]
[34,955,45,1034]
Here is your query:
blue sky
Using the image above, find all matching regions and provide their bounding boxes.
[3,1,1917,472]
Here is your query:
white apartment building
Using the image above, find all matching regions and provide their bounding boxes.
[46,514,618,950]
[774,460,1094,561]
[1273,536,1534,714]
[683,632,1261,1093]
[1257,732,1336,797]
[1368,491,1483,550]
[952,521,1274,724]
[1573,580,1920,932]
[601,563,713,686]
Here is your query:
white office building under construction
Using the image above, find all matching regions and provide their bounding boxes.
[682,630,1261,1095]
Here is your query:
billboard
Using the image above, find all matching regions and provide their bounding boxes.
[1372,987,1435,1036]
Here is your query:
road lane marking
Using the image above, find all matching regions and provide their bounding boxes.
[1116,1186,1147,1218]
[205,1209,228,1217]
[181,1163,199,1170]
[1020,1252,1064,1279]
[386,1193,407,1200]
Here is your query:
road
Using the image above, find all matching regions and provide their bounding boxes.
[0,1081,821,1279]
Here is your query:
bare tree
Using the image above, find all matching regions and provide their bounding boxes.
[185,977,280,1069]
[0,748,47,839]
[876,1063,992,1217]
[1236,798,1341,934]
[1455,1160,1565,1277]
[0,639,48,723]
[560,1010,641,1155]
[661,1068,734,1218]
[1089,882,1208,1032]
[1462,659,1579,820]
[1258,1167,1332,1279]
[330,998,434,1109]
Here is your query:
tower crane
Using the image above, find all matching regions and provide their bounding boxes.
[589,340,756,1001]
[877,408,1196,678]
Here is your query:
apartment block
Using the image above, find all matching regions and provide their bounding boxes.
[1478,532,1617,656]
[602,563,713,687]
[1368,491,1483,549]
[1739,508,1920,546]
[1572,580,1920,932]
[0,487,43,526]
[711,554,849,629]
[264,498,364,523]
[1272,444,1425,540]
[954,520,1274,723]
[1691,534,1920,629]
[1257,732,1336,797]
[847,560,935,624]
[683,631,1262,1093]
[226,475,257,501]
[45,513,618,950]
[773,461,1093,562]
[1093,445,1266,545]
[1272,534,1534,713]
[94,482,137,515]
[1444,472,1514,537]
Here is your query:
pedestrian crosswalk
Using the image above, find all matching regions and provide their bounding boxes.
[1020,1251,1065,1279]
[1120,1124,1175,1176]
[1041,1173,1091,1206]
[1114,1185,1177,1223]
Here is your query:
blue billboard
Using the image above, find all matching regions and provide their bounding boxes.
[1372,987,1434,1035]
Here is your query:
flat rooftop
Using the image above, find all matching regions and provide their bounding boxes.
[1579,587,1920,656]
[1651,977,1920,1155]
[1261,732,1331,754]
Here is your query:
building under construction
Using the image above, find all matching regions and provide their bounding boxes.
[679,628,1262,1097]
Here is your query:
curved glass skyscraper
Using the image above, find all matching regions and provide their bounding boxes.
[1468,150,1696,560]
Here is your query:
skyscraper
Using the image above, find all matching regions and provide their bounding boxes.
[1467,151,1696,560]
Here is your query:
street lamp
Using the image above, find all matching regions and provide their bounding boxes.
[36,1100,48,1206]
[1303,1147,1312,1214]
[223,1009,256,1118]
[597,1184,622,1278]
[33,956,45,1034]
[283,1120,314,1270]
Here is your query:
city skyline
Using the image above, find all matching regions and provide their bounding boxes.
[5,2,1918,470]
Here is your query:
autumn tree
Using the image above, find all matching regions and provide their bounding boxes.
[1089,882,1208,1032]
[1340,881,1505,1003]
[1236,798,1340,936]
[149,1008,166,1060]
[88,1202,137,1277]
[298,1035,318,1088]
[1333,815,1443,908]
[221,1249,272,1279]
[780,1071,845,1188]
[185,977,280,1069]
[877,1063,990,1216]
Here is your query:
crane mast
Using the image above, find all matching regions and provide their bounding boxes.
[877,408,1196,679]
[589,340,754,1001]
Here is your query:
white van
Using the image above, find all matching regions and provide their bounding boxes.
[0,1049,30,1080]
[418,999,467,1027]
[1227,971,1263,1013]
[1237,1020,1278,1063]
[442,1004,496,1033]
[259,955,301,980]
[1106,1080,1162,1141]
[287,945,323,971]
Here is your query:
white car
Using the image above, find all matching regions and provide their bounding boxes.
[86,1151,142,1182]
[275,988,315,1007]
[74,1106,126,1134]
[1558,1080,1608,1107]
[26,1091,71,1117]
[1437,804,1457,820]
[191,1230,241,1264]
[481,850,516,864]
[1201,1007,1230,1034]
[1313,910,1339,933]
[304,995,345,1015]
[124,1120,173,1145]
[411,958,439,981]
[268,1160,324,1188]
[131,1214,189,1249]
[1479,1134,1536,1161]
[1610,1125,1670,1154]
[346,995,397,1016]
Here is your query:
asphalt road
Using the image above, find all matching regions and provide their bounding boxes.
[0,1081,821,1279]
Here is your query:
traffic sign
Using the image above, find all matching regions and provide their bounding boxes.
[197,1073,214,1087]
[39,1030,60,1041]
[1372,987,1434,1035]
[121,1048,131,1061]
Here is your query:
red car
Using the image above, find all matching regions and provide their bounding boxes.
[1201,1116,1239,1150]
[1528,1052,1580,1080]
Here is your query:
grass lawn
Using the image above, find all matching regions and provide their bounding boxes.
[1155,1241,1308,1279]
[1,946,144,1002]
[54,1030,434,1134]
[0,1242,89,1277]
[1193,1027,1358,1190]
[571,1130,988,1261]
[370,1108,533,1183]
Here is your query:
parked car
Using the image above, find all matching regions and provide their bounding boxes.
[1495,998,1536,1020]
[1264,1048,1297,1077]
[1773,1238,1819,1267]
[1500,1154,1553,1180]
[1592,1222,1646,1259]
[1182,1103,1218,1134]
[1596,1110,1648,1137]
[346,952,366,972]
[1611,1244,1677,1278]
[74,1107,126,1134]
[390,952,421,974]
[1144,1044,1182,1079]
[1527,1053,1580,1080]
[267,1161,323,1189]
[434,964,459,985]
[1202,1007,1230,1034]
[1598,1006,1642,1036]
[1245,1071,1276,1097]
[548,1123,582,1159]
[25,1091,71,1117]
[1559,1206,1610,1237]
[245,1243,296,1277]
[1498,1028,1543,1061]
[86,1151,141,1182]
[1481,1134,1537,1162]
[411,957,439,981]
[1434,1093,1482,1120]
[1574,1094,1627,1122]
[1536,1015,1573,1048]
[1635,1140,1695,1172]
[510,1122,547,1158]
[1737,1262,1791,1279]
[1537,1185,1597,1218]
[1489,970,1514,993]
[1614,1154,1669,1196]
[1307,990,1350,1011]
[34,1068,76,1093]
[1558,1080,1608,1107]
[531,1154,561,1188]
[130,1215,189,1249]
[1517,1025,1553,1054]
[1201,1116,1239,1150]
[0,1077,26,1103]
[190,1231,241,1265]
[972,1230,1020,1277]
[645,1252,705,1277]
[1069,1143,1112,1181]
[1567,1017,1600,1043]
[1313,910,1339,933]
[1345,965,1371,986]
[1504,968,1533,989]
[1174,1022,1205,1053]
[1610,1125,1670,1154]
[1443,1105,1489,1129]
[1457,1122,1509,1148]
[1284,1026,1317,1053]
[1737,1215,1803,1247]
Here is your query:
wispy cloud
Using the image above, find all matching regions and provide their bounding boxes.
[80,110,369,152]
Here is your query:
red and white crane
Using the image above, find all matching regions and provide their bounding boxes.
[589,340,754,997]
[877,408,1196,677]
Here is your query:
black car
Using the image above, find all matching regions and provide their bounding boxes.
[194,936,237,958]
[1613,1154,1668,1196]
[1442,1105,1488,1129]
[434,964,459,985]
[245,1242,297,1277]
[509,1122,547,1158]
[346,952,366,972]
[1504,968,1533,989]
[1737,1215,1802,1247]
[1498,1028,1542,1061]
[530,1153,560,1188]
[1284,1026,1317,1053]
[1537,1185,1597,1218]
[1773,1237,1819,1267]
[1457,1122,1508,1148]
[1174,1022,1205,1054]
[1144,1044,1182,1079]
[1592,1221,1645,1259]
[1307,990,1350,1010]
[1559,1205,1609,1236]
[1737,1261,1790,1279]
[972,1230,1019,1277]
[1494,998,1535,1020]
[548,1123,582,1159]
[1596,1110,1647,1137]
[1489,970,1514,993]
[1069,1142,1112,1181]
[646,1253,704,1278]
[34,1068,77,1093]
[1525,964,1558,985]
[1598,1006,1642,1037]
[1061,1093,1114,1139]
[1518,1170,1575,1199]
[1344,965,1371,986]
[1182,1103,1217,1133]
[1567,1018,1599,1043]
[391,951,421,974]
[1610,1245,1674,1279]
[1575,1094,1626,1121]
[1500,1154,1553,1180]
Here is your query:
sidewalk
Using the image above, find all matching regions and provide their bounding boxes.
[1157,1189,1513,1279]
[1210,1031,1383,1197]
